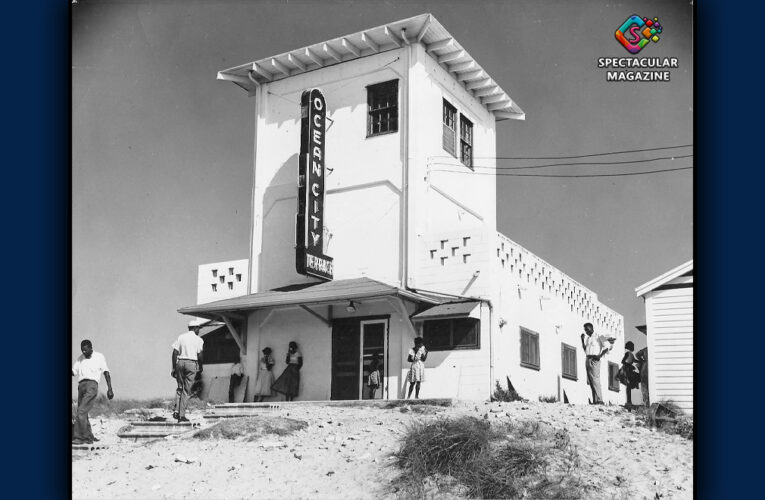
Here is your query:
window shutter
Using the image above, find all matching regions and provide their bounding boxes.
[443,123,456,155]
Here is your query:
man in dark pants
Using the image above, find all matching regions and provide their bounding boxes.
[172,319,205,422]
[580,322,613,405]
[71,340,114,444]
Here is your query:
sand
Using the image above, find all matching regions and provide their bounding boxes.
[72,401,692,499]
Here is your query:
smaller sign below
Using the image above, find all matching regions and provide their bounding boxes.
[297,247,334,281]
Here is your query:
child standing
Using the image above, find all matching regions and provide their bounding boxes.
[406,337,428,399]
[367,354,381,399]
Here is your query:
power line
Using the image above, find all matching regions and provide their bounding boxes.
[428,144,692,161]
[428,166,693,178]
[430,154,694,171]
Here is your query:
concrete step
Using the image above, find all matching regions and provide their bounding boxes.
[72,442,111,451]
[204,403,282,420]
[117,420,202,441]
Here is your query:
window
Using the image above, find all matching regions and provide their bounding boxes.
[423,318,480,351]
[608,362,620,392]
[561,343,577,380]
[520,327,540,370]
[442,99,457,155]
[202,326,240,364]
[460,114,473,168]
[367,80,398,136]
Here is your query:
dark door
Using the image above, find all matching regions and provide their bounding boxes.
[331,318,360,400]
[361,320,386,400]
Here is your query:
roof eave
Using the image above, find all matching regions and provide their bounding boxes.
[217,13,524,121]
[177,286,441,318]
[635,259,694,297]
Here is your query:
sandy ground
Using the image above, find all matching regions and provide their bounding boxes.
[72,401,692,499]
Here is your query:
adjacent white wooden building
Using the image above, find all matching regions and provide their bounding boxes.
[635,260,694,414]
[179,14,625,404]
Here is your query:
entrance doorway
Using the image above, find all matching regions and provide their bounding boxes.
[331,316,388,400]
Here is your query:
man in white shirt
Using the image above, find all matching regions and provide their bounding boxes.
[171,319,205,422]
[580,322,614,405]
[71,339,113,444]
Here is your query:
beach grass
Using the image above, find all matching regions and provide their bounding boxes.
[394,416,583,498]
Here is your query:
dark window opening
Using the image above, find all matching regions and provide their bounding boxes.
[367,80,398,137]
[423,318,480,351]
[520,327,540,370]
[202,326,240,364]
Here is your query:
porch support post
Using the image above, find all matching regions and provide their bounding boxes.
[219,314,246,355]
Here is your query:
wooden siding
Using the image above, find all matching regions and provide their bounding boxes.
[646,282,694,414]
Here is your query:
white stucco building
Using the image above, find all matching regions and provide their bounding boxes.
[636,260,694,414]
[179,14,624,404]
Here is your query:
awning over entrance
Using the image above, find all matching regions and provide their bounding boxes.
[410,301,481,321]
[177,277,443,319]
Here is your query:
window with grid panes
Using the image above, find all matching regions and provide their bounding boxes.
[423,318,479,351]
[442,99,457,156]
[520,327,540,370]
[460,114,473,168]
[367,80,398,136]
[561,343,577,380]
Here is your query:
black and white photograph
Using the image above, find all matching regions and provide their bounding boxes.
[72,1,693,498]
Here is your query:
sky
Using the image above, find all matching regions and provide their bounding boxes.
[72,0,692,399]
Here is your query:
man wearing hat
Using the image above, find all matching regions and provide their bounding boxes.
[171,318,206,422]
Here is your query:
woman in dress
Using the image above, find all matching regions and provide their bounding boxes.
[252,347,275,402]
[271,341,303,401]
[406,337,428,399]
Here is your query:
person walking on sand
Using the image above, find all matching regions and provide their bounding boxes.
[171,319,205,422]
[580,322,613,405]
[406,337,428,399]
[71,339,114,445]
[272,341,302,401]
[635,346,649,407]
[253,347,275,402]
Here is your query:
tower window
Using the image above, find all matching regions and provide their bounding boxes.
[367,80,398,136]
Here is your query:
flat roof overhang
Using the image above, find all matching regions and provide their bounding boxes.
[177,277,445,320]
